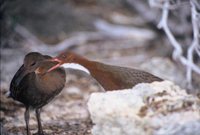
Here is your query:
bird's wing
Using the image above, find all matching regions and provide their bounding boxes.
[96,63,162,89]
[112,66,162,85]
[9,65,25,98]
[43,55,52,59]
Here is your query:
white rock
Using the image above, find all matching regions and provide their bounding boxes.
[87,81,200,135]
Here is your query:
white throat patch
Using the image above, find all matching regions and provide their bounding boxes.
[61,63,90,74]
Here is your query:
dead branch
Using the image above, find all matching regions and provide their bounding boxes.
[187,0,200,87]
[157,1,183,59]
[94,19,156,41]
[126,0,192,36]
[15,19,156,54]
[148,0,200,87]
[109,12,146,26]
[15,25,44,47]
[15,25,106,54]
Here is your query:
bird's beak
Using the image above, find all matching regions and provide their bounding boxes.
[46,58,62,72]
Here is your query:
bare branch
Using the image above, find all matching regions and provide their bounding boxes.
[14,25,107,54]
[94,19,156,41]
[15,25,45,48]
[148,0,200,87]
[186,0,200,87]
[157,1,183,59]
[15,19,156,54]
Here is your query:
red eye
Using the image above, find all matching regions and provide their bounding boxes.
[62,55,66,58]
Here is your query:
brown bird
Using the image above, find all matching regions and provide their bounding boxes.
[9,52,66,135]
[47,51,162,91]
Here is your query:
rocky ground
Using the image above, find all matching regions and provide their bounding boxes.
[1,72,99,135]
[1,44,199,135]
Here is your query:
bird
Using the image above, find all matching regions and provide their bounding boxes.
[9,52,66,135]
[47,51,162,91]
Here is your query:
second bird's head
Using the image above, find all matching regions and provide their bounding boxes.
[47,51,77,72]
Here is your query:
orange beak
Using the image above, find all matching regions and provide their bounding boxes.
[47,58,62,72]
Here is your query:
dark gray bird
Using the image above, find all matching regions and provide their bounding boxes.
[9,52,66,135]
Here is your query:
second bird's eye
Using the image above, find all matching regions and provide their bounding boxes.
[62,55,66,58]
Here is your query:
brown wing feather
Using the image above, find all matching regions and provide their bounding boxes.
[93,62,162,90]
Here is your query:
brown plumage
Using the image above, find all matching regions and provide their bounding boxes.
[48,51,162,91]
[9,52,66,135]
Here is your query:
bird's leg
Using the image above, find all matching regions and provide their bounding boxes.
[35,108,44,135]
[25,107,31,135]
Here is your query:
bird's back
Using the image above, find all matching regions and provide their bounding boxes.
[91,62,162,90]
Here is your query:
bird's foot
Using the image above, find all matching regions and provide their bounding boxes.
[27,131,32,135]
[33,131,46,135]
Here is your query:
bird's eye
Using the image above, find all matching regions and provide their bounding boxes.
[62,55,66,58]
[30,62,36,66]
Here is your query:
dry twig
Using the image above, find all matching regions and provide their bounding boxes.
[94,19,156,41]
[149,0,200,87]
[15,25,106,54]
[15,19,156,54]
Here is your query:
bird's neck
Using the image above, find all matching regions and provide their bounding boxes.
[61,54,95,75]
[61,54,123,90]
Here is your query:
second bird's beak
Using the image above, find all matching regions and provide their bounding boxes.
[46,58,62,72]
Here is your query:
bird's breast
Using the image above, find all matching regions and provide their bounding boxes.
[35,69,66,93]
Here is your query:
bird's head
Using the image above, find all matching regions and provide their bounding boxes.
[23,52,45,72]
[15,52,58,85]
[47,51,76,72]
